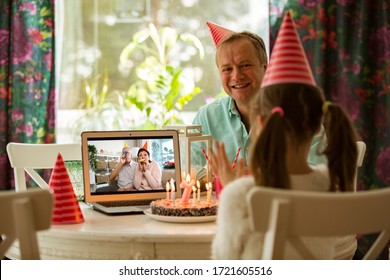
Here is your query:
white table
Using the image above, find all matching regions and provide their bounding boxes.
[6,203,216,260]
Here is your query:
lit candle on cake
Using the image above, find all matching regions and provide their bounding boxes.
[197,180,200,201]
[180,173,195,204]
[192,186,196,202]
[170,178,175,201]
[206,183,211,203]
[166,182,170,200]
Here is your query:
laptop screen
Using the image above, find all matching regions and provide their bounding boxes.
[81,130,181,203]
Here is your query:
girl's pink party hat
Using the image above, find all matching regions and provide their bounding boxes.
[261,11,316,87]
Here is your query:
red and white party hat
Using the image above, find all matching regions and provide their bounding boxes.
[49,153,84,224]
[207,21,234,46]
[261,11,316,87]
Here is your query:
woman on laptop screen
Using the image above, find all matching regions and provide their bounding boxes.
[133,148,163,190]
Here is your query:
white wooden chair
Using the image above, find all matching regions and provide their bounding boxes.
[354,141,366,191]
[247,186,390,260]
[7,142,82,192]
[0,188,53,259]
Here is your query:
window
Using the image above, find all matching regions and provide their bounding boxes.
[55,0,269,142]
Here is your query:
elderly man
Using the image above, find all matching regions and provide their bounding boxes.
[96,146,138,192]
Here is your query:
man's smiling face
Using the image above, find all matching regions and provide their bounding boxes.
[217,38,266,106]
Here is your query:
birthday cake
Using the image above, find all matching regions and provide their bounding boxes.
[150,199,218,217]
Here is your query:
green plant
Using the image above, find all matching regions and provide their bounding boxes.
[163,146,174,162]
[88,144,97,171]
[70,69,128,141]
[80,68,109,110]
[119,23,204,129]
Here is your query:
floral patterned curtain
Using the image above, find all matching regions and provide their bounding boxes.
[269,0,389,259]
[0,1,56,190]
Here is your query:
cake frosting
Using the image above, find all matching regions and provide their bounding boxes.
[150,199,218,217]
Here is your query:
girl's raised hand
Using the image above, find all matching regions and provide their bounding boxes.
[208,140,245,188]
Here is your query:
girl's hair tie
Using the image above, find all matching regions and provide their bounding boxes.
[271,106,284,117]
[322,101,333,114]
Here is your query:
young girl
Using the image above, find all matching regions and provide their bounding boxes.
[210,83,358,259]
[209,11,358,259]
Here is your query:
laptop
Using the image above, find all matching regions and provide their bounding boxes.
[81,130,182,214]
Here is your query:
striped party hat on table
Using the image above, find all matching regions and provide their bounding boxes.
[207,21,234,46]
[261,11,316,87]
[49,153,84,224]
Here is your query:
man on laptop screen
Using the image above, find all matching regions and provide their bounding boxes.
[81,130,181,214]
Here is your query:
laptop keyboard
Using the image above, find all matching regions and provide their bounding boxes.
[98,199,155,208]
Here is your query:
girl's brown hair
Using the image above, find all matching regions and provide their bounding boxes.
[250,83,358,191]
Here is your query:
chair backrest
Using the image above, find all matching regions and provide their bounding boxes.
[7,142,82,192]
[246,186,390,260]
[353,141,366,191]
[0,188,53,260]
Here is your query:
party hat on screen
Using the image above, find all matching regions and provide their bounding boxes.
[261,11,316,88]
[49,153,84,224]
[207,21,234,46]
[142,141,148,150]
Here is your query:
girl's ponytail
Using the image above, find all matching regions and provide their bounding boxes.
[251,109,290,189]
[322,102,358,192]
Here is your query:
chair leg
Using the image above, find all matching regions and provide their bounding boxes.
[13,198,40,260]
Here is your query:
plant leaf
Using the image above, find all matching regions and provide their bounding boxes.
[180,33,205,60]
[119,42,137,65]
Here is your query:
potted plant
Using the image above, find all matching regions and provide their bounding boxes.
[88,144,98,185]
[119,23,204,129]
[69,68,128,141]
